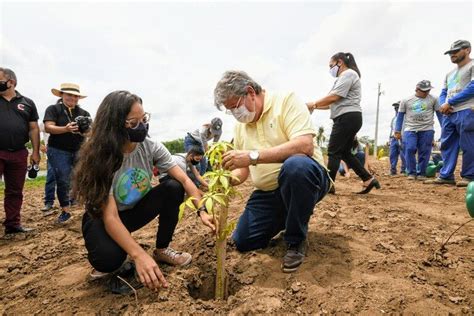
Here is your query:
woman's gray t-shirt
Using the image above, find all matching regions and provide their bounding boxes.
[110,139,176,211]
[329,69,362,119]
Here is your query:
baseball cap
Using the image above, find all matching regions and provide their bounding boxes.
[444,40,471,55]
[392,101,400,107]
[416,80,434,91]
[210,117,222,134]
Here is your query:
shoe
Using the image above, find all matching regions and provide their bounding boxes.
[456,178,473,187]
[57,211,72,224]
[5,226,34,234]
[356,178,381,194]
[282,241,307,273]
[407,175,416,180]
[108,262,143,295]
[90,268,110,280]
[417,176,427,181]
[153,247,192,266]
[41,204,55,216]
[423,177,456,185]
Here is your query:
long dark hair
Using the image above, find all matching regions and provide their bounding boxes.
[331,52,361,78]
[72,90,142,217]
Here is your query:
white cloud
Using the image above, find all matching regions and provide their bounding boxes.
[1,0,473,146]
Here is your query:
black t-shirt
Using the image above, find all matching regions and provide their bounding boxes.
[0,91,39,151]
[43,101,91,152]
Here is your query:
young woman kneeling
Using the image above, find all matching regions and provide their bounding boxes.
[73,90,215,293]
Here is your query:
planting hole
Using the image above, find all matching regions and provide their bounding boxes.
[187,272,240,301]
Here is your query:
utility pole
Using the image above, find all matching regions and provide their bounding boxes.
[374,83,383,158]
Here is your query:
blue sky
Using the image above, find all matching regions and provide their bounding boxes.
[1,0,472,145]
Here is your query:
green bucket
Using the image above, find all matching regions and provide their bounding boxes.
[467,181,474,218]
[426,165,437,178]
[436,160,444,171]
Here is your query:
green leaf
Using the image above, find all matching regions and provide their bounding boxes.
[185,197,197,210]
[205,198,213,213]
[212,194,227,206]
[178,206,185,221]
[219,175,229,189]
[223,220,237,236]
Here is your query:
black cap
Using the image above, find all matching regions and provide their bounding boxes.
[416,80,434,91]
[392,101,400,107]
[210,117,222,133]
[444,40,471,55]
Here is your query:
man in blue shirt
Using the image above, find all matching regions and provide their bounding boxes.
[389,101,406,175]
[424,40,474,187]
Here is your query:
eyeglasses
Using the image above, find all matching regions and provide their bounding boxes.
[224,96,245,115]
[125,112,151,129]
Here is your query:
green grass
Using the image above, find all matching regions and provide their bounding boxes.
[0,176,46,199]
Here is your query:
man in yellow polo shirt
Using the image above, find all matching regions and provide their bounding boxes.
[214,70,329,273]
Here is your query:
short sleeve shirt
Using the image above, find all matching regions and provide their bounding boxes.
[110,139,176,211]
[399,94,439,132]
[159,153,188,179]
[329,69,362,119]
[0,91,38,151]
[43,101,91,152]
[234,91,326,191]
[444,61,473,112]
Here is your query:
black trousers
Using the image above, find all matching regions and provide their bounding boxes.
[327,112,372,182]
[81,179,184,273]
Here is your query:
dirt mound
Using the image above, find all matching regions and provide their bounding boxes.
[0,159,472,314]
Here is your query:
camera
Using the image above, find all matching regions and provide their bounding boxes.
[27,164,39,179]
[74,116,92,134]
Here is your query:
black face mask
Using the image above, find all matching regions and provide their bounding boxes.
[0,81,9,92]
[191,159,200,166]
[126,122,149,142]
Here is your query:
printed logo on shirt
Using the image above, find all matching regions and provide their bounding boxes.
[17,104,25,111]
[447,71,460,90]
[411,99,427,114]
[115,168,151,205]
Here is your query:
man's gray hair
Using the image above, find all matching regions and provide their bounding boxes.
[213,70,262,110]
[0,67,17,85]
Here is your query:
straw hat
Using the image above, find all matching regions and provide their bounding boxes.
[51,83,87,99]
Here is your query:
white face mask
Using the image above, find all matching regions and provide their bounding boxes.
[329,64,340,78]
[231,96,256,123]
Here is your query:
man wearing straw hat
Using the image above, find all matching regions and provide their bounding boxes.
[0,67,40,234]
[44,83,91,223]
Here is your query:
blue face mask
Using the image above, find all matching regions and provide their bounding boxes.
[126,122,149,142]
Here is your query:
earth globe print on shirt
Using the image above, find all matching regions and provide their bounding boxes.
[116,168,152,205]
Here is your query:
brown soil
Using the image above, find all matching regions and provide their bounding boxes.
[1,159,473,315]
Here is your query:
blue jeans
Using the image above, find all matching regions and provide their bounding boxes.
[389,137,406,174]
[338,151,365,176]
[184,135,207,175]
[439,109,474,180]
[47,147,77,208]
[232,156,329,251]
[44,158,56,206]
[403,130,434,176]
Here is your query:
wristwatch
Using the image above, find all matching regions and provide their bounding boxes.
[249,150,260,166]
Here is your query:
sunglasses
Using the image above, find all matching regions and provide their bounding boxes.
[125,112,151,129]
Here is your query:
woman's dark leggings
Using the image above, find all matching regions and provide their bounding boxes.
[81,179,184,273]
[327,112,372,183]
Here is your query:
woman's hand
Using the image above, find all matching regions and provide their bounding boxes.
[134,252,168,290]
[306,102,316,114]
[199,212,216,233]
[65,122,79,134]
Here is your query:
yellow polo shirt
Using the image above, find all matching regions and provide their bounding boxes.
[234,91,326,191]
